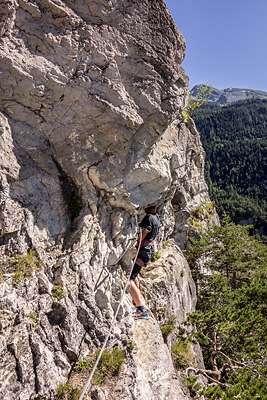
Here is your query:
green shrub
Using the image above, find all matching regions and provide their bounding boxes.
[27,311,38,331]
[182,83,212,122]
[171,338,196,370]
[127,341,135,353]
[159,308,177,339]
[32,393,49,400]
[74,359,94,372]
[94,347,124,384]
[183,376,202,398]
[151,251,161,262]
[54,381,81,400]
[75,347,125,385]
[188,217,203,233]
[10,250,42,287]
[160,323,176,338]
[183,217,267,397]
[205,201,215,214]
[191,207,204,220]
[52,284,66,300]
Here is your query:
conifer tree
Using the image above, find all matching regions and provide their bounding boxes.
[183,217,267,399]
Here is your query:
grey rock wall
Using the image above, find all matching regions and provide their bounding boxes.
[0,1,214,399]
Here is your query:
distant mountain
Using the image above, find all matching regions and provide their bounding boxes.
[191,85,267,104]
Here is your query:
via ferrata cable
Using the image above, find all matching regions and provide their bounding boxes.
[78,231,143,400]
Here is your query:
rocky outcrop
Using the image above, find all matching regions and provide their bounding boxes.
[0,1,214,399]
[132,319,189,400]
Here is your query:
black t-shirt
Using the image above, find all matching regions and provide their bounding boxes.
[139,212,160,241]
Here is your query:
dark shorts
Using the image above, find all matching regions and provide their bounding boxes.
[130,245,154,280]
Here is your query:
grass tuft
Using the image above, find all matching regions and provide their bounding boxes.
[75,347,125,385]
[27,311,38,331]
[159,307,176,339]
[171,338,196,370]
[54,381,81,400]
[52,284,66,300]
[151,251,161,262]
[7,250,42,287]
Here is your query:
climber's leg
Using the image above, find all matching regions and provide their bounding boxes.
[129,278,143,307]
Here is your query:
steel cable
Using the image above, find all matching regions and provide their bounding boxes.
[78,230,143,400]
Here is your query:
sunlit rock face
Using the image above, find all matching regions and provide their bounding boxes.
[0,1,212,399]
[0,0,188,223]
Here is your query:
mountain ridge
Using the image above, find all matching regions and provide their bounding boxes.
[191,85,267,104]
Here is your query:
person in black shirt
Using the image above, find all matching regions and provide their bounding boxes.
[130,205,160,320]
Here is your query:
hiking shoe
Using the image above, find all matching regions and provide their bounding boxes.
[134,310,149,320]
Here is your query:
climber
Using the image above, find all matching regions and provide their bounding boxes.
[130,205,160,320]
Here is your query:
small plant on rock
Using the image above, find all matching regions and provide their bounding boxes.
[75,347,125,385]
[32,393,49,400]
[160,322,176,339]
[159,307,177,340]
[171,338,196,371]
[182,83,212,122]
[188,217,203,233]
[205,201,215,214]
[52,284,66,300]
[151,251,161,262]
[93,347,125,384]
[127,341,135,353]
[191,207,204,220]
[10,250,42,287]
[27,311,38,331]
[54,381,81,400]
[74,359,94,372]
[160,317,176,340]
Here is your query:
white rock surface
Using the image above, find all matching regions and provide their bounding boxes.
[133,319,189,400]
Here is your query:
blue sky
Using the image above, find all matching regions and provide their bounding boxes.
[165,0,267,91]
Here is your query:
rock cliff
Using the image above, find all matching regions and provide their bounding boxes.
[0,1,215,399]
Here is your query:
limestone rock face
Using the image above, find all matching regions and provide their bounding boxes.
[133,319,189,400]
[0,1,214,399]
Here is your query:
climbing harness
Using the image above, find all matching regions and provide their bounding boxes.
[78,231,143,400]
